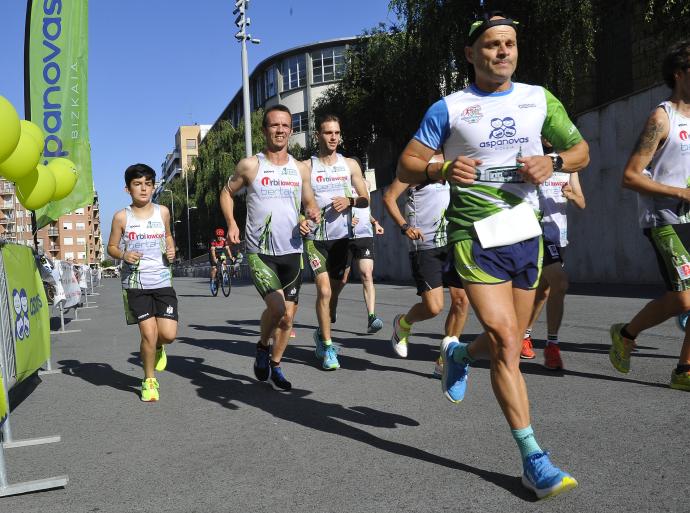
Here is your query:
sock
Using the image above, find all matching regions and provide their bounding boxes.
[524,328,532,338]
[547,334,559,345]
[451,342,475,365]
[368,312,376,320]
[270,360,280,368]
[675,364,690,374]
[620,324,636,341]
[511,425,542,459]
[257,340,270,351]
[323,339,333,346]
[400,316,412,331]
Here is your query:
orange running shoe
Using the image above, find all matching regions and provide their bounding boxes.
[543,342,563,370]
[520,336,536,359]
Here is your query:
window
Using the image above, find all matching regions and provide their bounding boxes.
[75,208,85,215]
[76,222,86,230]
[65,252,74,259]
[312,47,345,84]
[264,66,276,98]
[63,222,73,230]
[63,237,73,245]
[292,112,309,133]
[185,139,197,150]
[282,54,306,90]
[76,237,86,245]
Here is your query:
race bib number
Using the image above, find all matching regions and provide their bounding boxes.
[309,257,322,271]
[547,244,560,259]
[676,263,690,280]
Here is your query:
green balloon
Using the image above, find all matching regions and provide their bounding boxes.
[0,125,42,181]
[20,120,45,153]
[47,158,78,200]
[0,95,21,163]
[16,164,56,211]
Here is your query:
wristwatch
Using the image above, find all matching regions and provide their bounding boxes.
[550,153,563,171]
[400,223,410,234]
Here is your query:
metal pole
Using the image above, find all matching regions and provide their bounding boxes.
[185,170,191,261]
[241,35,252,157]
[165,189,176,241]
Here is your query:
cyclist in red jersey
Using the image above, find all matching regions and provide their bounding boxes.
[209,228,232,292]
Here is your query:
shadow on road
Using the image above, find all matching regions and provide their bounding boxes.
[57,359,141,397]
[134,352,533,501]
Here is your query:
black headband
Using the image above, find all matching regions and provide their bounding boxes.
[466,11,519,47]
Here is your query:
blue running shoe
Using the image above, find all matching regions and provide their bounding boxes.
[441,336,469,403]
[253,343,271,382]
[323,343,340,370]
[313,329,325,359]
[522,452,578,499]
[367,314,383,333]
[269,366,292,391]
[678,310,690,332]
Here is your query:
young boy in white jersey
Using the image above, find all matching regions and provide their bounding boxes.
[610,39,690,391]
[107,164,177,402]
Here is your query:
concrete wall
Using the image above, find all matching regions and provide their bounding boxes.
[369,83,673,285]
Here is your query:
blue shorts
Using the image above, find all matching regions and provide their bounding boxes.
[453,236,543,290]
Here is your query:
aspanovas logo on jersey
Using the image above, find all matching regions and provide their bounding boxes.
[480,117,529,149]
[12,288,42,341]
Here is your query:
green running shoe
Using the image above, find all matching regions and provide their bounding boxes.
[670,369,690,391]
[154,346,167,372]
[141,377,159,402]
[609,323,633,374]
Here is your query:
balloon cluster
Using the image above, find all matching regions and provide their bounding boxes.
[0,95,78,210]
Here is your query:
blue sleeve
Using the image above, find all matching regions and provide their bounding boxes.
[413,99,450,150]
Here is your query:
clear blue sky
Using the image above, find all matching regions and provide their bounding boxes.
[0,1,397,249]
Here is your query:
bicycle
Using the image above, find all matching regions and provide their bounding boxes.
[210,256,232,297]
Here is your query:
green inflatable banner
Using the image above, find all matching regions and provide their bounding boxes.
[0,367,7,427]
[26,0,93,228]
[1,244,50,383]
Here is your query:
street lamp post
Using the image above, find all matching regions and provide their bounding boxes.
[163,189,176,241]
[234,0,260,158]
[184,168,192,262]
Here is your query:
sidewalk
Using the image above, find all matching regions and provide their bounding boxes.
[1,277,686,512]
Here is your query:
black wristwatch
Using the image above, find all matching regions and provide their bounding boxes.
[400,223,410,234]
[550,153,563,171]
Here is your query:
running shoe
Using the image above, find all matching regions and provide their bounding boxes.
[609,323,633,374]
[289,329,296,339]
[313,329,325,359]
[521,451,578,499]
[323,343,340,370]
[140,377,159,402]
[367,314,383,333]
[432,356,443,379]
[440,336,469,403]
[670,369,690,391]
[210,280,217,295]
[390,314,410,358]
[253,343,271,382]
[520,336,536,359]
[154,345,167,372]
[269,366,292,391]
[543,342,563,370]
[677,311,690,332]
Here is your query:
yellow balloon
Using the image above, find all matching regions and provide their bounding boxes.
[0,95,21,163]
[20,120,45,152]
[0,125,42,181]
[47,158,78,200]
[16,164,56,211]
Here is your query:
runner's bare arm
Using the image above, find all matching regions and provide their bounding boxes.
[398,139,480,185]
[621,108,686,200]
[347,158,369,208]
[160,205,176,262]
[221,157,258,244]
[107,210,140,263]
[563,172,586,209]
[383,178,424,241]
[298,160,320,222]
[518,140,590,185]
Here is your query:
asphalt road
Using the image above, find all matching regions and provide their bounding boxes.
[2,276,687,512]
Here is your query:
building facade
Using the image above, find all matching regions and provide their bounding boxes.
[160,124,212,187]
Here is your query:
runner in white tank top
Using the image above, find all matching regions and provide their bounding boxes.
[612,39,690,392]
[107,164,177,402]
[221,105,320,390]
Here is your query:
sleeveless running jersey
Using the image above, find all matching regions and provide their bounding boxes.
[352,202,373,239]
[539,171,570,247]
[311,154,353,241]
[120,204,171,290]
[245,153,303,255]
[638,102,690,228]
[414,82,583,243]
[404,181,450,251]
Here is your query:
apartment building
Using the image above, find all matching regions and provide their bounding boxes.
[160,124,212,186]
[0,178,34,245]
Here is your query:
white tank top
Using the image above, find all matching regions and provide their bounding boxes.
[351,202,373,239]
[638,102,690,228]
[539,171,570,247]
[245,153,303,255]
[120,204,171,289]
[404,181,450,251]
[310,154,353,241]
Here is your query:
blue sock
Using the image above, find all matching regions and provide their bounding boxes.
[511,425,542,459]
[451,342,474,364]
